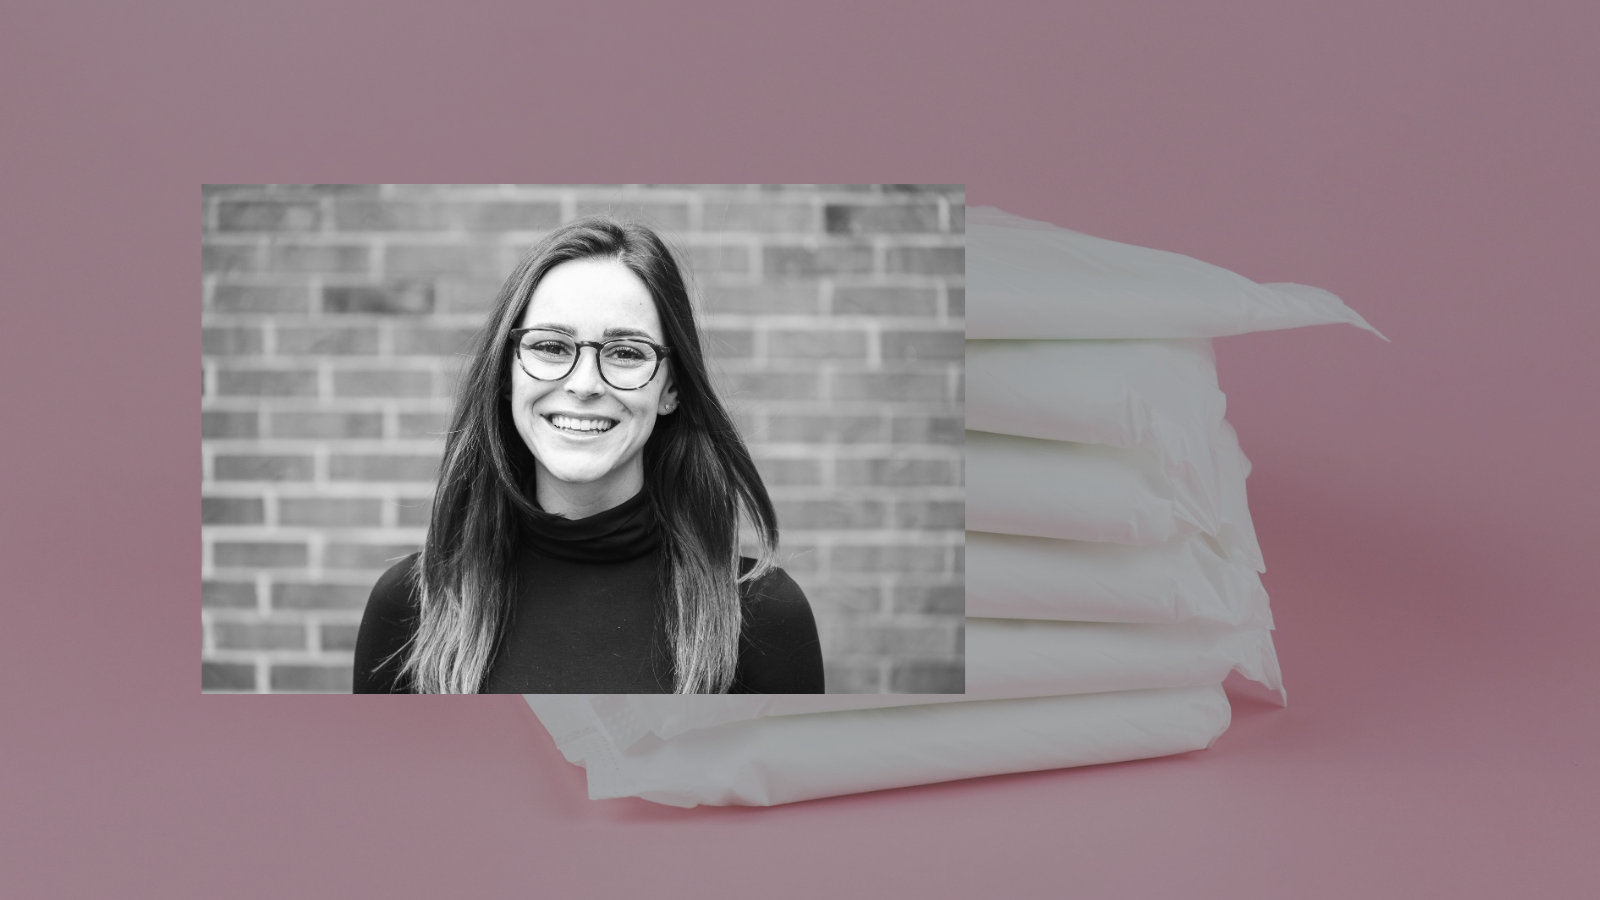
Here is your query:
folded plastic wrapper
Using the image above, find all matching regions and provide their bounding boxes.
[968,338,1229,527]
[526,684,1232,808]
[966,206,1384,340]
[967,422,1262,571]
[966,531,1270,627]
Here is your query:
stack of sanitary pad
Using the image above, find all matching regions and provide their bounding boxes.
[526,206,1381,807]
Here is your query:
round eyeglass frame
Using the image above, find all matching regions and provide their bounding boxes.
[507,328,672,392]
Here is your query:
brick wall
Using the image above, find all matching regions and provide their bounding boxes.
[201,184,965,694]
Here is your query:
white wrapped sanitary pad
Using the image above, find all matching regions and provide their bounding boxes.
[966,426,1263,570]
[967,338,1228,523]
[552,618,1278,750]
[966,531,1271,627]
[527,684,1232,807]
[967,206,1384,340]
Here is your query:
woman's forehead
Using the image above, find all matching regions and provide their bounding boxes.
[519,257,661,338]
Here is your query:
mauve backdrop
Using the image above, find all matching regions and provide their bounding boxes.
[2,1,1595,898]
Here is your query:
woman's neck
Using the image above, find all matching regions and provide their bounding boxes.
[534,463,645,519]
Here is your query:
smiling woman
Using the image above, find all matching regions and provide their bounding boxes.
[352,218,825,694]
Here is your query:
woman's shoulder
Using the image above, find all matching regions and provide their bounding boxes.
[737,558,810,613]
[353,553,422,693]
[366,552,422,615]
[733,558,825,693]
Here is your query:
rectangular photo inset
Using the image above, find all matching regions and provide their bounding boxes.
[201,184,966,695]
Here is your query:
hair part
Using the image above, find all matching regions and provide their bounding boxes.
[397,217,778,693]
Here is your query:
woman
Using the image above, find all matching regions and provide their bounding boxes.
[353,218,825,694]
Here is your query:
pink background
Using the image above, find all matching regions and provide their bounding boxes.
[3,1,1596,896]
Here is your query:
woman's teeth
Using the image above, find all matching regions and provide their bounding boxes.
[548,414,616,433]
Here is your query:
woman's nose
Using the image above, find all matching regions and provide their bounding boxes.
[564,345,606,396]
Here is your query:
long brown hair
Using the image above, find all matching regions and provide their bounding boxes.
[400,217,778,693]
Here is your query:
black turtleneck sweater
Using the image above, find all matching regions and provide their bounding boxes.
[352,490,825,694]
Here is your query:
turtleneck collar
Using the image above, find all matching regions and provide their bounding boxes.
[524,487,661,563]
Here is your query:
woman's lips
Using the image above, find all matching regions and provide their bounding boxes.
[544,413,619,434]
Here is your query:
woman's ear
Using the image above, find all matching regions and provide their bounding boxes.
[658,370,679,415]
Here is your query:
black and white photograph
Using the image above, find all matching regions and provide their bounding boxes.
[200,184,966,694]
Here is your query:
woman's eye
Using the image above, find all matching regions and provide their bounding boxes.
[604,345,650,363]
[529,341,573,356]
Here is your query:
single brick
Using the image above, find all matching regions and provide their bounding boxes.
[894,500,965,529]
[715,371,820,401]
[823,663,884,694]
[803,584,883,614]
[752,458,822,487]
[202,411,259,439]
[333,369,433,398]
[392,325,481,357]
[214,541,309,568]
[831,623,956,656]
[700,327,755,359]
[837,458,960,487]
[890,661,965,694]
[451,201,561,231]
[949,204,965,233]
[273,583,375,610]
[214,620,307,650]
[397,412,452,438]
[202,581,258,609]
[324,542,422,570]
[270,665,353,693]
[324,282,434,314]
[700,284,818,314]
[202,326,264,356]
[884,184,964,193]
[892,584,965,614]
[218,200,321,232]
[202,496,265,525]
[886,247,964,276]
[763,244,874,278]
[396,498,434,527]
[774,499,886,530]
[891,415,963,444]
[332,200,446,231]
[767,328,868,360]
[946,287,964,317]
[832,372,948,402]
[279,498,383,527]
[213,455,315,482]
[320,622,363,652]
[202,244,258,274]
[269,411,383,439]
[216,368,318,397]
[267,243,370,274]
[764,413,884,443]
[824,203,941,234]
[212,283,311,313]
[685,245,750,276]
[576,200,691,230]
[702,201,814,233]
[831,544,947,573]
[386,243,499,278]
[276,325,380,355]
[202,661,256,691]
[329,454,440,482]
[881,330,964,362]
[832,286,938,316]
[438,278,503,315]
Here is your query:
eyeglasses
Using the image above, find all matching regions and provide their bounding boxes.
[508,328,671,391]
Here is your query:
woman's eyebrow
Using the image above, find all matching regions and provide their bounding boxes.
[602,327,658,340]
[521,324,660,341]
